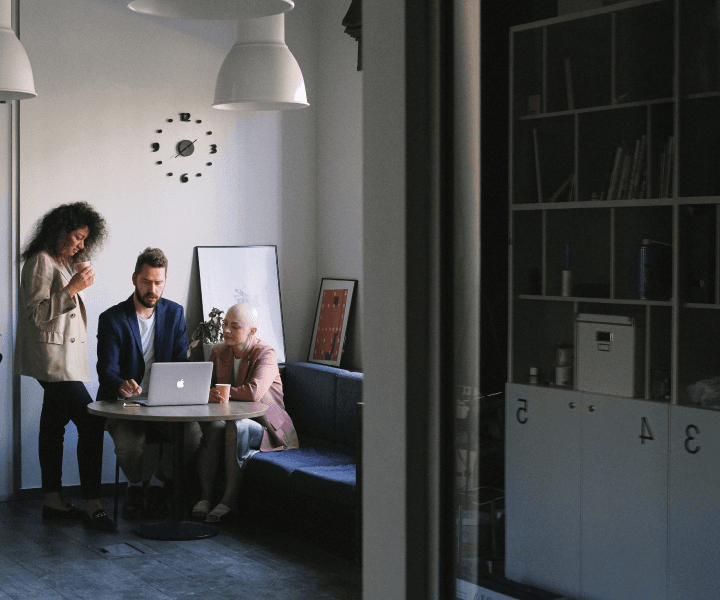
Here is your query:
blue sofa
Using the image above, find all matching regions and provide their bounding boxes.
[239,361,363,555]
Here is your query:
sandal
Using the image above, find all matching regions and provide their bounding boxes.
[191,500,211,520]
[205,503,232,523]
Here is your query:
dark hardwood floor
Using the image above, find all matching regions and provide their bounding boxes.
[0,495,361,600]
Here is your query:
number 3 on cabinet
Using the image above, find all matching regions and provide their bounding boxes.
[516,398,528,424]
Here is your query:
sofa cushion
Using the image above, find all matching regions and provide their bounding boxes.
[283,362,363,447]
[283,362,337,442]
[246,436,355,489]
[289,465,356,508]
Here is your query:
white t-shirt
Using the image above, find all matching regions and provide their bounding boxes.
[137,311,156,391]
[233,356,241,385]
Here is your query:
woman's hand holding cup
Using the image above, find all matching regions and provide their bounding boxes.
[67,262,95,296]
[210,383,231,404]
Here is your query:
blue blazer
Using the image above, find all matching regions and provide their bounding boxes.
[96,294,188,401]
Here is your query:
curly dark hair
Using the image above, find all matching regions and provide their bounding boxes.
[21,202,108,264]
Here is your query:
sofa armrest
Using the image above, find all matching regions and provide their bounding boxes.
[354,401,363,563]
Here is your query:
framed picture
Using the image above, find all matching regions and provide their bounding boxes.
[308,278,356,367]
[197,246,286,364]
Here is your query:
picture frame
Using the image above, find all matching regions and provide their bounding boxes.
[308,278,356,367]
[197,246,286,364]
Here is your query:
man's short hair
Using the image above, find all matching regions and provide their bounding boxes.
[134,247,168,274]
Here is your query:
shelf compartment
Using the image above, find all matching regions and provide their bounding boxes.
[510,298,575,386]
[680,0,720,96]
[512,211,544,295]
[512,27,545,118]
[679,204,718,304]
[679,96,720,197]
[512,116,575,204]
[546,209,611,298]
[578,106,651,201]
[613,205,673,300]
[678,307,720,408]
[614,0,674,104]
[546,14,612,112]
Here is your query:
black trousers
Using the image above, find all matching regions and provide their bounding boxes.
[37,380,104,499]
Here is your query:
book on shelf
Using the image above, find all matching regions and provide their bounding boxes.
[606,142,625,201]
[565,58,574,110]
[629,134,646,199]
[664,136,674,197]
[533,128,543,202]
[549,174,574,202]
[623,138,640,200]
[617,150,633,200]
[657,135,674,198]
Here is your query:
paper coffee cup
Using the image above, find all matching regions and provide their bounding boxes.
[215,383,231,402]
[76,261,91,272]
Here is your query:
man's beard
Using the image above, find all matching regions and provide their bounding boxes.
[135,286,160,309]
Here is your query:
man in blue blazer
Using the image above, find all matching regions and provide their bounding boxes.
[97,247,201,519]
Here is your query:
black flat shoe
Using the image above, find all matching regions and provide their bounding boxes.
[42,504,84,521]
[83,509,115,531]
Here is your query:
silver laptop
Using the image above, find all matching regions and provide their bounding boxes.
[129,362,213,406]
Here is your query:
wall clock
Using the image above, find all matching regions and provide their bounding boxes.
[151,112,217,183]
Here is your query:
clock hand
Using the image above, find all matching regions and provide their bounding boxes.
[174,139,197,158]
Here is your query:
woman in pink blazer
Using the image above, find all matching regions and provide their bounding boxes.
[193,303,298,522]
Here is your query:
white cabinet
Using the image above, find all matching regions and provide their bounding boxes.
[506,384,668,600]
[505,384,582,598]
[667,406,720,600]
[580,395,667,600]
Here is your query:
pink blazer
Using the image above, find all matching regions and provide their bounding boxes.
[209,338,298,452]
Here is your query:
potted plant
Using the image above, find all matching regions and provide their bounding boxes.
[187,307,224,360]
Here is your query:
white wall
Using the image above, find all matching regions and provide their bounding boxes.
[15,0,321,490]
[316,1,363,370]
[0,103,14,498]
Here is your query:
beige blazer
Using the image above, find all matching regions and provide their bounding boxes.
[14,251,91,382]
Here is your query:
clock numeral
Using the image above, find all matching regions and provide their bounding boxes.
[180,173,189,183]
[180,113,191,122]
[210,144,217,154]
[151,142,160,152]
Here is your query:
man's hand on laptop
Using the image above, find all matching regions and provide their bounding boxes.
[119,379,143,398]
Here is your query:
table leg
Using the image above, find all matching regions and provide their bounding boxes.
[135,421,218,541]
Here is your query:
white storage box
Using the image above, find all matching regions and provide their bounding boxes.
[575,313,641,398]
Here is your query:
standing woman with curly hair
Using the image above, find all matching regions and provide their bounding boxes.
[15,202,114,530]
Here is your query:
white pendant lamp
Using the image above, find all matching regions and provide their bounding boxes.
[0,0,36,100]
[213,13,308,111]
[126,0,293,20]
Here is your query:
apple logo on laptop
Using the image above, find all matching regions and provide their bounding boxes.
[177,379,184,389]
